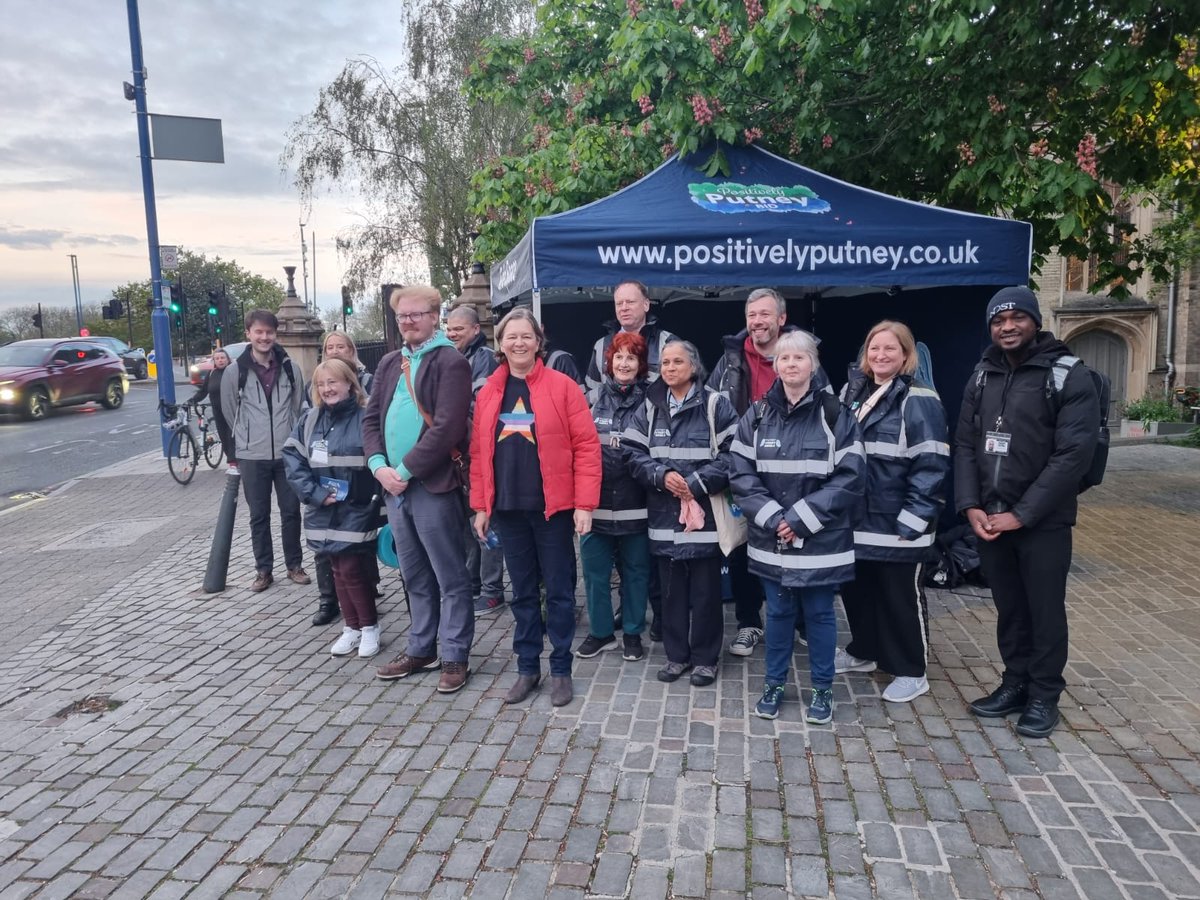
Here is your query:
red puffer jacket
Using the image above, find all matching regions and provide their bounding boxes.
[470,359,601,518]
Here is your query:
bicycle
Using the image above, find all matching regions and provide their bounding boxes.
[192,400,225,469]
[160,399,199,485]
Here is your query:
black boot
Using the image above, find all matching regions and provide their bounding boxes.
[1016,698,1060,738]
[311,555,340,626]
[969,682,1028,718]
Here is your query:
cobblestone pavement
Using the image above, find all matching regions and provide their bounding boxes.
[0,445,1197,898]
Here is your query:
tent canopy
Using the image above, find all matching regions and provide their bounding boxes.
[490,143,1032,307]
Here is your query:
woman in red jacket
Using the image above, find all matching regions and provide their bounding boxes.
[471,308,601,708]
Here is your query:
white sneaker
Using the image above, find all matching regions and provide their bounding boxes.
[358,625,381,659]
[882,675,929,703]
[834,647,877,674]
[330,627,361,657]
[728,627,763,657]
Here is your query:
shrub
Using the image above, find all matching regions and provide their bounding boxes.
[1120,393,1181,423]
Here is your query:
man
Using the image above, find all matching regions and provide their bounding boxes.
[367,285,475,693]
[708,288,814,658]
[954,286,1100,739]
[584,280,676,402]
[446,304,507,616]
[221,310,308,592]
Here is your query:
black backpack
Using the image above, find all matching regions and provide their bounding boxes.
[972,355,1110,494]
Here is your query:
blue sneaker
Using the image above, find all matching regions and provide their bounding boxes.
[806,688,834,725]
[754,683,786,720]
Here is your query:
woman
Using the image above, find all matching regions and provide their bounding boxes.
[282,359,383,658]
[190,347,234,466]
[576,332,652,663]
[836,321,949,703]
[470,308,601,707]
[624,340,738,687]
[730,331,864,724]
[309,331,377,625]
[305,332,374,411]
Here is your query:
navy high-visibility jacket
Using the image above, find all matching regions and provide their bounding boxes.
[282,397,381,555]
[622,380,738,560]
[730,380,865,587]
[590,378,650,536]
[841,369,950,562]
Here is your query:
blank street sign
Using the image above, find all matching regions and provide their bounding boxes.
[150,115,224,164]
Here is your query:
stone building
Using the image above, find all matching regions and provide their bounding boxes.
[1033,200,1198,420]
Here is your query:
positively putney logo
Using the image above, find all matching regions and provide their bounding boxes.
[688,182,832,215]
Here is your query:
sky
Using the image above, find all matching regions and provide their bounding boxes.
[0,0,405,314]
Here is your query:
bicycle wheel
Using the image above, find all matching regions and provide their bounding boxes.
[168,429,198,485]
[203,431,224,469]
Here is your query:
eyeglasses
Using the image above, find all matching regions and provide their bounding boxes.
[396,311,433,322]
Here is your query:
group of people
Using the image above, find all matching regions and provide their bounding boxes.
[215,280,1098,738]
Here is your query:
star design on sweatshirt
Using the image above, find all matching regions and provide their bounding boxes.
[498,397,536,444]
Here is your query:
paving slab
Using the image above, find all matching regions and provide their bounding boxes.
[0,445,1198,897]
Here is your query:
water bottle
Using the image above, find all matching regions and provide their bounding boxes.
[478,528,501,550]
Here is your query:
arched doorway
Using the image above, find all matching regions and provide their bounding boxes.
[1068,329,1128,421]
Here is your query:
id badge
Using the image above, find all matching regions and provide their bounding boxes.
[311,440,329,464]
[984,431,1011,456]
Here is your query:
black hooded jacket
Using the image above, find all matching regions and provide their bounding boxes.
[953,332,1099,530]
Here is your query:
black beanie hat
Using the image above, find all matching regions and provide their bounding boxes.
[986,286,1042,328]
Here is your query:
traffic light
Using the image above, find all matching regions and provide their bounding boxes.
[102,303,113,320]
[206,289,219,317]
[111,298,123,318]
[169,282,183,314]
[172,312,183,329]
[31,311,43,329]
[341,286,353,317]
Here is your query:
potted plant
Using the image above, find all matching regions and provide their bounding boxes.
[1119,393,1192,437]
[1174,385,1200,424]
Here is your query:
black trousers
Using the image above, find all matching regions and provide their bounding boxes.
[841,560,929,677]
[239,458,302,575]
[977,526,1072,702]
[658,555,723,668]
[728,543,764,629]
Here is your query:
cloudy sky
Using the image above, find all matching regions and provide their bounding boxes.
[0,0,404,313]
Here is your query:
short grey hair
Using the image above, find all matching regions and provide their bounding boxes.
[662,339,707,384]
[746,287,785,315]
[447,305,480,325]
[773,330,819,372]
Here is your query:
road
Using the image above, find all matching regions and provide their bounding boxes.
[0,381,174,507]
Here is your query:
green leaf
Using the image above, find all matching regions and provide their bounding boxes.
[1057,211,1079,241]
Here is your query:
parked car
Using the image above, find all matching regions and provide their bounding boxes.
[0,339,129,420]
[189,342,248,385]
[86,336,149,380]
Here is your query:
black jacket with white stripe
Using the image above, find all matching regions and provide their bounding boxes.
[590,378,650,536]
[730,380,865,587]
[841,369,949,562]
[623,380,738,560]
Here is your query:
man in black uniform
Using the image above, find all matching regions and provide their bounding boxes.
[954,286,1099,738]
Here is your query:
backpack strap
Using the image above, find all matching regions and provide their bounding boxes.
[819,390,840,432]
[706,389,721,457]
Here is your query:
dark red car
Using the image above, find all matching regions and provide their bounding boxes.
[0,339,129,420]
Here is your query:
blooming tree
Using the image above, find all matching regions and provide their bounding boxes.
[466,0,1200,293]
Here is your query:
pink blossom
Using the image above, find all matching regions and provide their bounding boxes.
[821,134,833,150]
[638,95,655,115]
[1076,133,1097,178]
[523,47,536,64]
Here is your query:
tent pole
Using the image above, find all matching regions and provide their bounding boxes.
[532,289,542,321]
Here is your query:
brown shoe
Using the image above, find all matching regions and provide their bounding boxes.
[376,654,440,681]
[437,661,470,694]
[287,567,312,585]
[250,571,273,592]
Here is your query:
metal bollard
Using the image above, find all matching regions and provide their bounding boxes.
[202,469,241,593]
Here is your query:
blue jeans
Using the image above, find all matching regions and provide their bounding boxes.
[760,578,836,689]
[492,510,577,676]
[579,531,650,637]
